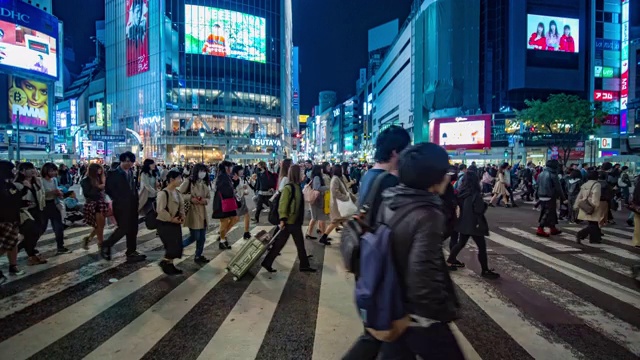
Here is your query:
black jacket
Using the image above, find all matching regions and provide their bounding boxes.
[212,173,237,219]
[0,181,27,224]
[80,177,102,202]
[454,188,489,237]
[105,167,138,206]
[254,169,277,193]
[378,185,459,322]
[537,167,565,201]
[440,183,457,239]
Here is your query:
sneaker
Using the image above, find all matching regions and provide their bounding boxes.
[536,228,550,238]
[159,260,181,275]
[126,251,147,263]
[447,260,465,268]
[56,247,72,255]
[0,271,6,286]
[219,241,230,250]
[627,219,634,227]
[222,241,231,249]
[300,267,317,273]
[27,255,47,265]
[194,256,210,265]
[481,269,500,279]
[243,232,251,239]
[549,228,562,236]
[82,236,90,250]
[100,246,112,261]
[9,265,25,276]
[305,235,317,240]
[261,263,277,273]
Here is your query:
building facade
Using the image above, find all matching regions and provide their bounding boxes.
[105,0,293,163]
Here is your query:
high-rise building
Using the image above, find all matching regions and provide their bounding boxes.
[104,0,293,163]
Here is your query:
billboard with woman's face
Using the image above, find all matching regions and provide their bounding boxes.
[7,75,48,127]
[527,14,579,53]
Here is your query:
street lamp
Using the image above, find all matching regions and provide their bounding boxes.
[199,128,206,163]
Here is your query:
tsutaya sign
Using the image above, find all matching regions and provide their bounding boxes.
[251,138,282,147]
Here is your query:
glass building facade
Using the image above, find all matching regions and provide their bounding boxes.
[105,0,292,163]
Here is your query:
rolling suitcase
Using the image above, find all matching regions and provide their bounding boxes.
[226,228,282,281]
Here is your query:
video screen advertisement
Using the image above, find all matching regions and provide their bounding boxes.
[184,4,267,64]
[527,14,579,53]
[430,115,492,151]
[125,0,149,77]
[0,0,59,79]
[7,75,49,127]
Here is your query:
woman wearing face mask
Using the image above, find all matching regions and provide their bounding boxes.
[0,160,29,280]
[179,163,212,264]
[39,163,69,254]
[232,165,251,240]
[139,159,160,216]
[212,161,238,249]
[156,169,186,275]
[14,162,47,265]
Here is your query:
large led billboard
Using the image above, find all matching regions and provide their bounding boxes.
[184,5,266,64]
[125,0,149,77]
[0,0,58,79]
[7,75,49,128]
[430,115,492,151]
[527,14,579,53]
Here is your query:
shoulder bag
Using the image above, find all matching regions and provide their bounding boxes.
[576,183,597,215]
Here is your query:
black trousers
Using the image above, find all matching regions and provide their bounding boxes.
[262,224,310,269]
[41,200,65,249]
[157,221,183,259]
[448,234,489,271]
[577,221,602,243]
[342,332,381,360]
[379,323,464,360]
[254,195,271,222]
[19,217,41,257]
[538,200,558,228]
[103,201,139,253]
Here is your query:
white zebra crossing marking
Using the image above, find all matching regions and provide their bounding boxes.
[502,227,577,252]
[556,233,640,261]
[564,226,635,246]
[0,234,220,360]
[488,231,640,310]
[197,231,296,360]
[312,234,362,360]
[86,232,254,360]
[451,268,581,360]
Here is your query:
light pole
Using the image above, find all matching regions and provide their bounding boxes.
[6,129,13,161]
[199,128,205,163]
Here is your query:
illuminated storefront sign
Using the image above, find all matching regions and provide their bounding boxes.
[602,67,614,78]
[139,115,162,126]
[594,90,617,102]
[250,138,282,147]
[106,103,112,127]
[594,66,602,77]
[620,0,629,133]
[70,99,77,126]
[96,102,104,127]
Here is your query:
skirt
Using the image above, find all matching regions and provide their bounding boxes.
[84,200,109,228]
[237,197,249,216]
[0,222,20,251]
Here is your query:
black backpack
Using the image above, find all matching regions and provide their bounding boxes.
[145,190,170,230]
[268,184,295,225]
[340,171,394,276]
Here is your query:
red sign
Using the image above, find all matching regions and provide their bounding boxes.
[601,114,620,126]
[126,0,150,77]
[430,114,492,151]
[594,90,617,102]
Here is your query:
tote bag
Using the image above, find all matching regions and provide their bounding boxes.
[337,180,357,217]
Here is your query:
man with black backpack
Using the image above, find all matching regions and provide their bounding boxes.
[341,125,410,359]
[251,161,277,223]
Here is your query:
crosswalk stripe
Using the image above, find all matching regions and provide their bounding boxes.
[0,233,219,360]
[0,237,164,320]
[502,227,578,252]
[564,226,636,247]
[488,231,640,310]
[40,226,89,242]
[197,231,296,359]
[600,227,634,239]
[488,252,640,356]
[449,323,483,360]
[557,233,640,261]
[312,236,361,360]
[573,253,635,276]
[85,233,253,360]
[451,268,581,359]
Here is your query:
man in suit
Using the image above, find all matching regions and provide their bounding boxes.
[101,151,146,262]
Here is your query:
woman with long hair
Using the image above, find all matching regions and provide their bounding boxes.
[278,159,293,191]
[14,162,47,265]
[262,164,316,273]
[0,160,28,280]
[306,164,329,240]
[318,165,355,245]
[40,163,69,254]
[447,171,499,279]
[80,163,109,249]
[489,164,510,207]
[180,163,212,264]
[212,161,238,249]
[231,165,251,240]
[139,159,160,215]
[546,20,559,50]
[529,22,546,50]
[156,169,186,275]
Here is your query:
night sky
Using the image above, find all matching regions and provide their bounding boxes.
[54,0,639,113]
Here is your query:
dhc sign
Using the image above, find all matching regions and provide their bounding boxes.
[251,138,281,147]
[0,8,30,23]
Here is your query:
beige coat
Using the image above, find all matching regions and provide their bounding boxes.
[574,180,604,222]
[156,188,185,223]
[329,175,356,222]
[179,178,210,229]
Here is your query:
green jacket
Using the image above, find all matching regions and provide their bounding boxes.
[278,183,303,225]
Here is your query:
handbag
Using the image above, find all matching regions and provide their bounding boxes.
[183,180,192,215]
[219,193,238,213]
[336,180,357,217]
[576,183,597,215]
[324,191,331,215]
[303,183,320,203]
[145,190,169,230]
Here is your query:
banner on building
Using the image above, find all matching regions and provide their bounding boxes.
[125,0,149,77]
[7,75,49,127]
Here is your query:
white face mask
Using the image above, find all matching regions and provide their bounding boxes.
[198,171,206,179]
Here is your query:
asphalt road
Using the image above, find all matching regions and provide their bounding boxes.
[0,185,638,360]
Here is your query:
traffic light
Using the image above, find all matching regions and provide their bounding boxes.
[45,145,50,154]
[504,150,509,158]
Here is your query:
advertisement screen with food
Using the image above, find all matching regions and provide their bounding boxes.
[7,75,49,127]
[438,121,486,147]
[527,14,579,53]
[185,5,267,63]
[0,19,58,78]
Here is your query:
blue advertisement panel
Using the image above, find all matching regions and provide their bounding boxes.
[0,0,59,79]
